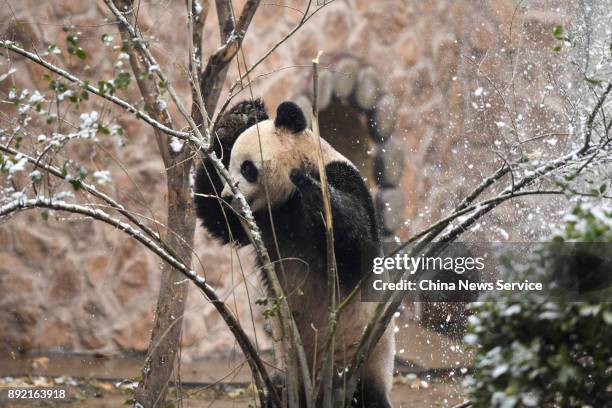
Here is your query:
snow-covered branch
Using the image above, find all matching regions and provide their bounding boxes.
[214,0,326,124]
[0,143,161,242]
[0,198,190,276]
[104,0,210,152]
[0,40,196,144]
[342,80,612,396]
[0,195,272,401]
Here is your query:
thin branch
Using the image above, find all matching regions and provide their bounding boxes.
[213,0,333,125]
[344,136,611,402]
[104,0,210,151]
[580,82,612,153]
[311,50,337,408]
[0,197,277,405]
[455,163,511,212]
[208,150,297,408]
[0,144,161,241]
[519,132,574,145]
[186,0,210,131]
[200,0,261,113]
[495,152,515,193]
[452,400,473,408]
[0,41,193,142]
[464,55,519,141]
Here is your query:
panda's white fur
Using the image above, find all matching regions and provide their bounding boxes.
[195,100,395,407]
[220,119,350,212]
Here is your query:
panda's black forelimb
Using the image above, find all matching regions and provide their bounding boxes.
[289,164,378,246]
[289,168,324,210]
[194,99,269,246]
[290,162,380,289]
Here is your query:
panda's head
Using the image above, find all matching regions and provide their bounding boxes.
[220,101,345,212]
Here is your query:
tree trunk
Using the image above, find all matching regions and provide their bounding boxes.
[107,0,198,404]
[134,161,195,407]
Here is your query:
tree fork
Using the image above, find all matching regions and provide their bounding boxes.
[106,1,196,406]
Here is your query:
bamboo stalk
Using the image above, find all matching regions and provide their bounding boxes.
[311,50,339,408]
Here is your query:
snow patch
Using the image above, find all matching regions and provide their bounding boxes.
[170,137,184,153]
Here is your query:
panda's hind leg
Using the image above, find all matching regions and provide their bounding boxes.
[353,325,395,408]
[353,380,393,408]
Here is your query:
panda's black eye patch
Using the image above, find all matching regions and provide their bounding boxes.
[240,160,258,183]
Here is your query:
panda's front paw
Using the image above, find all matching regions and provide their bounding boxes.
[290,169,323,210]
[215,99,269,143]
[289,168,311,188]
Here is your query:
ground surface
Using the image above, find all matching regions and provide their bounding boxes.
[0,322,472,407]
[0,376,467,407]
[0,355,468,407]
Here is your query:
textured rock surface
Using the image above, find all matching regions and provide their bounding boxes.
[0,0,569,358]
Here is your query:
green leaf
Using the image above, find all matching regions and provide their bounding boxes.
[115,72,131,90]
[98,124,110,135]
[552,45,562,52]
[70,179,83,191]
[47,44,61,55]
[50,80,66,93]
[101,33,112,45]
[585,76,602,85]
[553,25,564,40]
[66,34,79,46]
[41,210,49,221]
[98,80,115,96]
[75,47,87,60]
[60,164,68,178]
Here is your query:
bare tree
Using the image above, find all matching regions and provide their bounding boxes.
[1,1,611,408]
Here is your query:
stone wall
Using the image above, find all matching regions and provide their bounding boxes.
[0,0,570,358]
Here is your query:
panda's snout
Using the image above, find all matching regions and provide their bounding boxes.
[220,182,255,209]
[220,183,233,202]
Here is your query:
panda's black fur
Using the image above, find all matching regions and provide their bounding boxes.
[194,99,269,244]
[194,99,394,407]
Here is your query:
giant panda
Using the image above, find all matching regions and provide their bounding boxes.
[194,99,395,407]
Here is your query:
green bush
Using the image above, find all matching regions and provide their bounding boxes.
[466,204,612,407]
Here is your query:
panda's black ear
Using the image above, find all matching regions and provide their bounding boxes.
[275,101,307,134]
